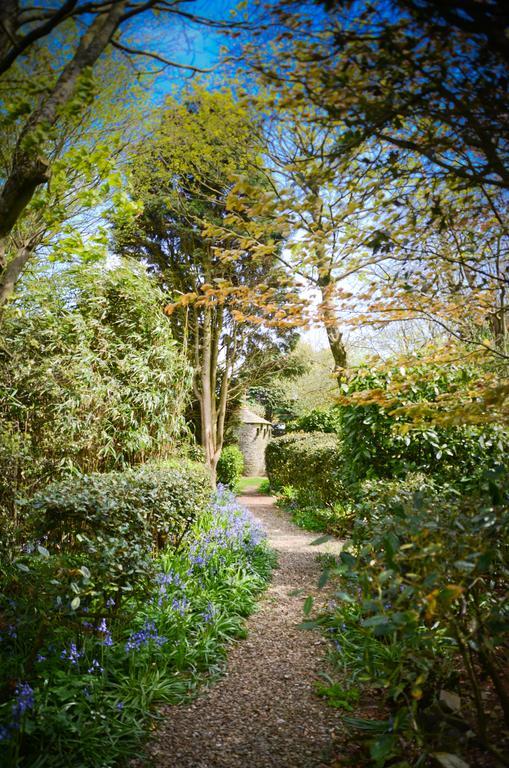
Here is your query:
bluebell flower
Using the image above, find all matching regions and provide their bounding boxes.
[12,683,34,717]
[125,621,167,652]
[87,659,103,674]
[61,643,83,665]
[97,618,113,646]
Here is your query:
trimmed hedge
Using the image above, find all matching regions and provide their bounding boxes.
[217,445,245,489]
[18,462,212,606]
[265,432,344,506]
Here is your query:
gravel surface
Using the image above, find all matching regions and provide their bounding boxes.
[137,491,346,768]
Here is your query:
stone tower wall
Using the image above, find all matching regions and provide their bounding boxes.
[238,422,272,476]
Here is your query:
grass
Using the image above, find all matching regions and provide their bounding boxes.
[236,476,270,493]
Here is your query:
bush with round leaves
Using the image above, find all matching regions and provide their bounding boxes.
[217,445,245,489]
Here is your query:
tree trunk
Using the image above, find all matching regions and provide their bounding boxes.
[0,244,34,310]
[0,1,127,248]
[319,281,347,376]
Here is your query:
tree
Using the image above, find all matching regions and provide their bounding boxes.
[0,0,247,267]
[114,87,300,480]
[0,42,146,310]
[234,0,509,420]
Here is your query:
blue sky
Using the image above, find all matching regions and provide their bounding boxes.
[123,0,242,103]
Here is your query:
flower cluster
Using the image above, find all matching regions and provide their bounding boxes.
[185,487,265,576]
[97,618,113,646]
[61,643,83,665]
[171,596,188,617]
[201,601,217,623]
[125,621,167,652]
[0,682,35,743]
[154,569,183,606]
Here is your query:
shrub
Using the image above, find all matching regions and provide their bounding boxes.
[12,462,212,615]
[286,406,341,434]
[0,261,192,513]
[265,432,344,506]
[315,466,509,766]
[217,445,245,489]
[341,365,507,484]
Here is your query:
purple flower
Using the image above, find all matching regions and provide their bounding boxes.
[116,701,124,711]
[36,653,46,663]
[97,618,113,646]
[106,597,115,608]
[201,601,216,623]
[12,683,34,717]
[0,725,11,742]
[171,597,188,617]
[87,659,103,674]
[61,643,83,665]
[125,621,167,652]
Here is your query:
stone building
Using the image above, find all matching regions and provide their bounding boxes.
[237,406,272,476]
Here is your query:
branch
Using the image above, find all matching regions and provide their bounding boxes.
[111,39,223,73]
[0,0,79,77]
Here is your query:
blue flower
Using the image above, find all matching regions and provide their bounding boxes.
[97,618,113,646]
[125,621,167,652]
[12,682,34,717]
[61,643,83,665]
[87,659,103,674]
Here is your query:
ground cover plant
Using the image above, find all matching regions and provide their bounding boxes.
[0,478,273,767]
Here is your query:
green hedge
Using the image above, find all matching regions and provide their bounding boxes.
[15,462,212,608]
[217,445,245,489]
[265,432,344,506]
[286,406,341,434]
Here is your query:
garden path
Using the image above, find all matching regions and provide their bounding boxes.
[139,490,345,768]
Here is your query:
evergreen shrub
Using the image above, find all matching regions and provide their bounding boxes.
[217,445,245,489]
[265,432,344,506]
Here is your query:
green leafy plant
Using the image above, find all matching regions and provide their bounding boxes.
[265,432,345,507]
[217,445,245,489]
[0,483,272,767]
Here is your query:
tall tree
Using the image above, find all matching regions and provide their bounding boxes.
[114,87,300,479]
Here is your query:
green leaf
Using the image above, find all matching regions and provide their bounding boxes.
[79,565,91,579]
[37,545,50,558]
[318,569,330,589]
[15,562,30,573]
[310,534,333,545]
[70,596,80,610]
[303,595,314,615]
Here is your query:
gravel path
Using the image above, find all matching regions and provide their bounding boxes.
[140,491,344,768]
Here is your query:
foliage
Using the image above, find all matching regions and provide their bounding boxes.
[217,446,245,489]
[287,406,341,434]
[0,261,191,512]
[340,365,508,482]
[308,470,509,766]
[265,432,345,507]
[0,483,272,766]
